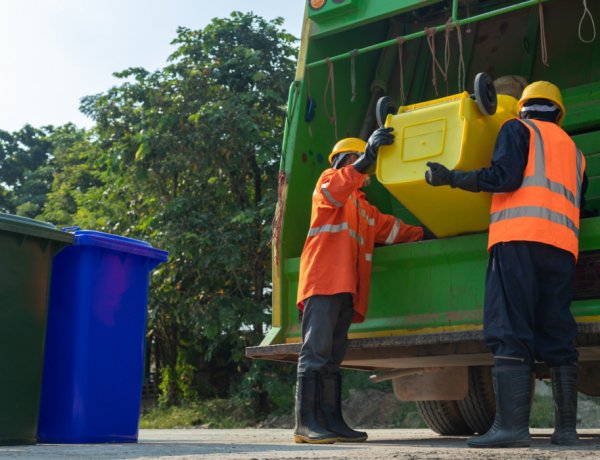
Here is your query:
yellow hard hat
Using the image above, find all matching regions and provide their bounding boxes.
[328,138,366,164]
[518,81,566,125]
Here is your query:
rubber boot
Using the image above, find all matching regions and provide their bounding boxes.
[550,365,579,446]
[293,371,337,444]
[319,373,368,442]
[467,366,532,448]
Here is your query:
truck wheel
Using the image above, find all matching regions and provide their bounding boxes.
[416,400,473,435]
[456,366,495,434]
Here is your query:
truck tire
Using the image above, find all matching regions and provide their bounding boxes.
[456,366,495,434]
[416,400,473,436]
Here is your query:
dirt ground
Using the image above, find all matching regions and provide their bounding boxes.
[2,429,600,459]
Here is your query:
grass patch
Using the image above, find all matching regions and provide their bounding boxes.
[530,392,555,428]
[392,401,428,429]
[140,399,257,429]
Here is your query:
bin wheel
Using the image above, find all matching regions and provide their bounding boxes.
[375,96,397,128]
[473,72,497,116]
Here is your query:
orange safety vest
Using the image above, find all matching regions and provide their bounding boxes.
[488,118,586,260]
[297,165,423,323]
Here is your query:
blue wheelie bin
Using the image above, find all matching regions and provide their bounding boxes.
[37,229,168,443]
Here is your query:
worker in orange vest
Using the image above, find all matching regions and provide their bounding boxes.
[294,127,429,444]
[426,81,587,448]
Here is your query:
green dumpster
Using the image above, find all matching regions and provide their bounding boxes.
[0,213,72,445]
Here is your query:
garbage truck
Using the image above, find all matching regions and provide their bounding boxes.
[246,0,600,435]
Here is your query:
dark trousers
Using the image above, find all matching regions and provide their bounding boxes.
[297,293,355,375]
[484,241,579,367]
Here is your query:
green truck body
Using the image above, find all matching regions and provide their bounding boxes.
[247,0,600,434]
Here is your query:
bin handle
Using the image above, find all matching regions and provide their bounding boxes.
[61,226,81,233]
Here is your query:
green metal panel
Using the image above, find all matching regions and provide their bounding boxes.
[283,233,490,341]
[308,0,442,37]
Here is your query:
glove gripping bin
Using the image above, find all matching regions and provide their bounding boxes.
[376,92,518,237]
[37,229,168,443]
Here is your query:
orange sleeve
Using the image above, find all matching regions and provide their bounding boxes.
[371,208,424,244]
[316,166,366,209]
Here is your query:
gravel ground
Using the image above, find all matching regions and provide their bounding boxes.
[1,429,600,459]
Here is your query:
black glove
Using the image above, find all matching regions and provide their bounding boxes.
[425,162,453,186]
[422,226,437,240]
[352,127,394,174]
[425,162,479,192]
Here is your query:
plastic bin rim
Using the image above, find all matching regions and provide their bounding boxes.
[66,229,168,261]
[0,212,73,244]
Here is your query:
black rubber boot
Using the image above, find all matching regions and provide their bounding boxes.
[319,373,368,442]
[550,365,579,446]
[467,366,532,448]
[293,372,337,444]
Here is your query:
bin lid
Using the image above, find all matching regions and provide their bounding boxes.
[67,229,169,261]
[0,213,73,243]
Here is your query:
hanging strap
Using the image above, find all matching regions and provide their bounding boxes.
[578,0,597,43]
[425,27,447,97]
[350,49,359,103]
[324,58,338,139]
[455,22,466,93]
[538,2,550,67]
[271,170,287,270]
[443,19,453,96]
[397,37,406,105]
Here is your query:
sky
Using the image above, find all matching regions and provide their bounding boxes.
[0,0,306,132]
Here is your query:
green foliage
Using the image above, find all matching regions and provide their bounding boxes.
[340,369,393,397]
[140,398,257,429]
[232,360,297,417]
[393,403,429,429]
[529,389,555,428]
[0,125,55,216]
[0,11,297,414]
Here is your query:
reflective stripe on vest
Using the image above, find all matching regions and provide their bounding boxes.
[307,222,365,245]
[490,206,579,237]
[490,119,584,238]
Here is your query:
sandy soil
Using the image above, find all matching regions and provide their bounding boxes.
[1,429,599,459]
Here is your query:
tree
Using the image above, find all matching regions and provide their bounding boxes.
[72,12,297,406]
[0,125,55,217]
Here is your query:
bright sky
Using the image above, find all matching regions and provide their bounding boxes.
[0,0,305,132]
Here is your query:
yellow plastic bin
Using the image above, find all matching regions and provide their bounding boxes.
[376,92,518,237]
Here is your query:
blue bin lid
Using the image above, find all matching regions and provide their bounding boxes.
[65,228,168,262]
